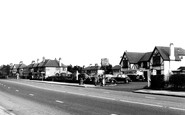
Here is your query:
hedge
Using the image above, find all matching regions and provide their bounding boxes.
[150,75,165,89]
[169,74,185,89]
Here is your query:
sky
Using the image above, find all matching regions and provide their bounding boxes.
[0,0,185,67]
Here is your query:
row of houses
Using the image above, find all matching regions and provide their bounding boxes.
[8,57,67,79]
[119,43,185,81]
[1,43,185,81]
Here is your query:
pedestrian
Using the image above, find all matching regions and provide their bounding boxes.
[94,74,98,86]
[102,75,106,86]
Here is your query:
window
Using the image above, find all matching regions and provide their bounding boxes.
[157,70,161,75]
[122,60,128,68]
[153,56,161,66]
[143,62,148,68]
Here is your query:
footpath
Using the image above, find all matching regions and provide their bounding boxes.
[31,80,96,88]
[134,89,185,98]
[0,106,15,115]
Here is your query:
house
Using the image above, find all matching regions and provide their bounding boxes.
[37,57,67,79]
[83,65,100,75]
[119,51,152,79]
[112,65,121,76]
[149,43,185,81]
[18,62,27,78]
[119,51,152,70]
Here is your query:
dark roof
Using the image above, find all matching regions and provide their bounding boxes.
[18,64,27,69]
[45,60,60,67]
[112,65,121,70]
[33,63,39,68]
[84,66,100,70]
[27,63,34,68]
[38,59,65,67]
[139,52,153,62]
[13,64,20,69]
[125,52,145,64]
[156,46,185,61]
[178,66,185,70]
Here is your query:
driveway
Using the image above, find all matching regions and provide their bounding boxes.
[97,81,148,92]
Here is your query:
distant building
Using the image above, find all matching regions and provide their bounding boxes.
[101,58,109,66]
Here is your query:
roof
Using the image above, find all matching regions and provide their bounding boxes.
[178,66,185,70]
[112,65,121,70]
[84,66,100,70]
[27,63,34,68]
[13,64,20,69]
[33,63,39,68]
[18,64,27,69]
[139,52,152,62]
[125,52,145,64]
[38,59,66,67]
[156,46,185,61]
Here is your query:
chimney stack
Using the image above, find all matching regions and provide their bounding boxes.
[170,43,175,60]
[31,60,35,64]
[19,61,23,65]
[59,57,61,67]
[42,57,45,62]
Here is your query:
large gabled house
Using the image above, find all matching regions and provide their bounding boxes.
[119,51,152,70]
[150,43,185,80]
[119,51,152,79]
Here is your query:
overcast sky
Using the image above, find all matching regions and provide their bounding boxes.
[0,0,185,67]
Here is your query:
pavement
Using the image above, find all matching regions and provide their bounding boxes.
[30,80,96,88]
[0,106,15,115]
[134,89,185,98]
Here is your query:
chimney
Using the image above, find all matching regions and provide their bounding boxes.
[170,43,175,60]
[37,59,39,63]
[59,57,61,67]
[31,60,35,64]
[42,57,45,62]
[19,61,23,65]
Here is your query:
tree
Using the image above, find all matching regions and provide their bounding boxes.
[100,64,113,74]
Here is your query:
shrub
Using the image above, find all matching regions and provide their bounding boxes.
[169,74,185,89]
[150,75,165,89]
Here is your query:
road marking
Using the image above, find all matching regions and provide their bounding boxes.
[88,95,116,101]
[67,92,87,96]
[120,99,163,108]
[56,100,64,104]
[145,96,156,99]
[104,92,110,94]
[169,107,185,111]
[15,90,19,92]
[110,114,118,115]
[29,94,34,96]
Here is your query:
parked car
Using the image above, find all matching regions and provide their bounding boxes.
[110,74,131,84]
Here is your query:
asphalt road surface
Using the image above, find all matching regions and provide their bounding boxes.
[0,79,185,115]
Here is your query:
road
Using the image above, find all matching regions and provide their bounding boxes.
[0,79,185,115]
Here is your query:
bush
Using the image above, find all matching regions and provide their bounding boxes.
[169,74,185,89]
[150,75,165,89]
